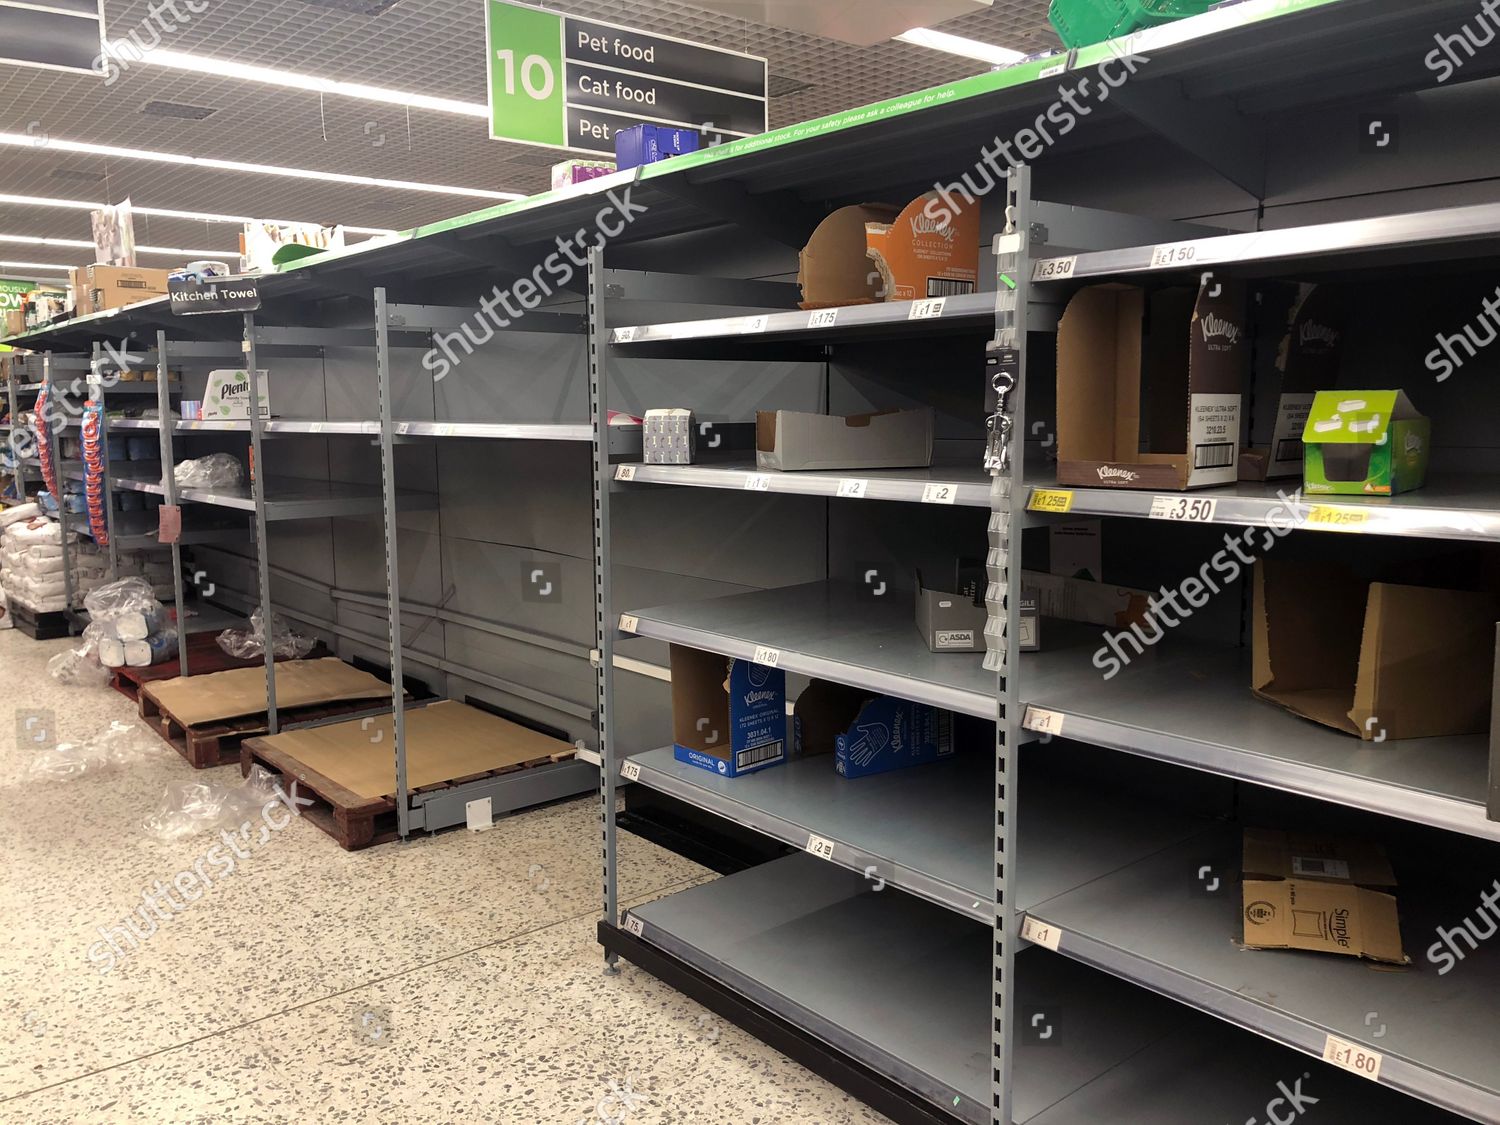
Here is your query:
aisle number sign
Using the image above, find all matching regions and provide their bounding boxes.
[483,0,767,154]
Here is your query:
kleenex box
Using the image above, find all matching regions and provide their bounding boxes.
[670,644,786,777]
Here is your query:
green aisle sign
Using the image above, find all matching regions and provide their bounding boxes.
[484,0,766,155]
[0,277,36,314]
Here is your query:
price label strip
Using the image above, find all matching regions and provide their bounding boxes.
[909,297,947,321]
[836,478,868,499]
[808,309,838,329]
[614,465,636,482]
[1028,489,1073,514]
[806,834,836,861]
[922,482,957,505]
[1020,915,1062,951]
[1149,495,1218,522]
[1323,1035,1382,1082]
[617,613,639,634]
[1032,256,1077,281]
[620,760,642,783]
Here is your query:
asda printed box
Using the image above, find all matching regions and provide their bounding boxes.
[203,370,272,420]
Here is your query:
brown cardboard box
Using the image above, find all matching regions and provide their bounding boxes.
[798,191,979,308]
[669,645,787,777]
[1239,283,1345,481]
[85,265,171,313]
[1252,559,1496,740]
[1241,827,1406,963]
[69,266,93,316]
[1056,280,1247,490]
[756,408,933,471]
[3,310,24,337]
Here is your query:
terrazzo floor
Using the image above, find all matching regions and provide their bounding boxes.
[0,630,894,1125]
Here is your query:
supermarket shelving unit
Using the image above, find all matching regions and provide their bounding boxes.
[5,2,1500,1120]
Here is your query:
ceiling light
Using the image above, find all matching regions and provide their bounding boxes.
[0,194,396,235]
[0,260,77,272]
[894,27,1025,66]
[133,50,489,119]
[0,234,237,257]
[0,134,521,200]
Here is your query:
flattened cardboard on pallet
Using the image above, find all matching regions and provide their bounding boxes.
[798,191,979,308]
[1239,283,1346,481]
[246,700,572,800]
[1056,280,1246,490]
[143,657,389,727]
[1252,560,1496,740]
[756,408,933,472]
[1302,390,1430,496]
[671,645,786,777]
[1241,827,1407,964]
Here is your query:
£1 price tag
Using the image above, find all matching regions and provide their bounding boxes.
[1020,916,1062,951]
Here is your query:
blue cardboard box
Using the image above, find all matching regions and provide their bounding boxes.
[615,124,700,171]
[670,644,786,777]
[835,696,954,778]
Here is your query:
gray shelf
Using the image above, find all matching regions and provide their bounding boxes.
[1025,832,1500,1122]
[1028,475,1500,544]
[622,748,1210,922]
[1021,626,1498,844]
[625,856,1468,1125]
[622,580,994,718]
[620,460,991,507]
[1031,199,1500,282]
[395,420,593,441]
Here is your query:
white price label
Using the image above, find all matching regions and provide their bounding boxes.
[1021,916,1062,951]
[1038,62,1066,79]
[1150,242,1199,269]
[624,914,644,937]
[1023,706,1065,737]
[617,613,640,634]
[396,422,412,435]
[615,326,637,343]
[909,298,947,320]
[1149,495,1218,522]
[836,478,868,499]
[309,422,325,433]
[808,309,838,329]
[806,834,836,861]
[744,474,772,491]
[437,422,456,436]
[1323,1036,1382,1082]
[614,464,637,482]
[752,645,781,667]
[922,482,957,505]
[1033,256,1077,281]
[620,760,642,783]
[741,315,768,334]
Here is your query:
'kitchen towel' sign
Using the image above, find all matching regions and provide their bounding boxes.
[169,277,261,316]
[484,0,766,155]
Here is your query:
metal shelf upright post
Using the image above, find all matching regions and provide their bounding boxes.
[156,330,189,676]
[244,313,278,731]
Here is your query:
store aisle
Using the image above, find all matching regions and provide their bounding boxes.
[0,632,890,1125]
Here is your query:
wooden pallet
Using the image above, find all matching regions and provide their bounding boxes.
[11,602,70,641]
[240,734,577,851]
[140,693,392,770]
[108,633,328,704]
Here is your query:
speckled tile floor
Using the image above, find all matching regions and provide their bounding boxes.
[0,630,893,1125]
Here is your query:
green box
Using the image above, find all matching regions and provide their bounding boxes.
[1301,390,1430,496]
[1048,0,1216,48]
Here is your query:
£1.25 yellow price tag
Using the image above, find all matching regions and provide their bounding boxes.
[1307,506,1370,529]
[1028,489,1074,514]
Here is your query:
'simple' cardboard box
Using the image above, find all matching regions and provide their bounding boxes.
[756,408,932,472]
[670,645,786,777]
[1302,390,1430,496]
[797,192,979,308]
[1056,280,1247,490]
[1241,827,1407,964]
[793,679,954,779]
[1239,283,1345,481]
[84,265,171,313]
[1252,559,1496,740]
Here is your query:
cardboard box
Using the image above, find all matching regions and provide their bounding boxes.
[84,265,170,312]
[793,678,955,779]
[756,408,933,472]
[670,645,786,777]
[798,191,980,308]
[916,573,987,652]
[551,159,616,190]
[203,369,272,420]
[1022,570,1151,628]
[1302,390,1430,496]
[1049,520,1102,580]
[3,310,24,337]
[1056,281,1247,490]
[1240,284,1345,481]
[643,408,696,464]
[1252,559,1496,740]
[615,124,699,171]
[70,266,93,316]
[1241,828,1406,964]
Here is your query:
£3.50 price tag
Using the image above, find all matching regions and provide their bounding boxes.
[1149,495,1218,522]
[1323,1036,1382,1082]
[1033,256,1077,281]
[806,834,836,861]
[1020,916,1062,951]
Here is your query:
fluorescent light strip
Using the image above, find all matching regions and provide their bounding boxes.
[0,233,235,257]
[0,260,77,272]
[0,194,396,236]
[139,49,490,119]
[894,27,1025,66]
[0,134,523,201]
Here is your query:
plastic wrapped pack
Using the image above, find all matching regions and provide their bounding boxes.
[141,765,286,842]
[218,608,315,660]
[26,720,169,780]
[173,453,244,490]
[46,577,179,681]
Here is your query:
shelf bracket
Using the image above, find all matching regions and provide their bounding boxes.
[1106,83,1267,200]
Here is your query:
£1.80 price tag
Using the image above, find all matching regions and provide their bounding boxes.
[1323,1036,1382,1082]
[614,465,637,482]
[752,645,781,667]
[1020,916,1062,951]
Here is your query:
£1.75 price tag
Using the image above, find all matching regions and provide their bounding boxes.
[624,914,644,937]
[620,760,642,783]
[808,308,838,329]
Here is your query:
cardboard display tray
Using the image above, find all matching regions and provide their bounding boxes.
[239,700,577,850]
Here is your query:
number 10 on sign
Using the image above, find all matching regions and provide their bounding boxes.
[486,1,567,148]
